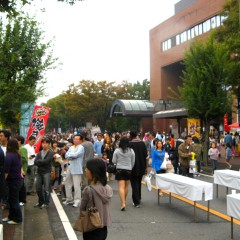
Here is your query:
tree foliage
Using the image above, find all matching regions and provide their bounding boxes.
[181,36,232,164]
[45,79,150,133]
[0,16,57,129]
[214,0,240,94]
[0,0,84,16]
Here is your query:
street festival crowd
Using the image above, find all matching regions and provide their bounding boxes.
[0,128,239,239]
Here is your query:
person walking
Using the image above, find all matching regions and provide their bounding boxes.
[151,139,166,196]
[208,142,219,174]
[79,159,113,240]
[112,137,135,211]
[178,135,194,178]
[129,131,147,208]
[34,138,54,209]
[3,139,23,224]
[64,134,85,207]
[225,143,233,169]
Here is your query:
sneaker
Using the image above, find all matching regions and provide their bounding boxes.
[19,202,25,206]
[7,220,20,225]
[2,217,9,222]
[33,203,41,208]
[229,165,232,169]
[133,203,140,208]
[63,200,74,206]
[56,192,62,196]
[61,197,66,201]
[72,201,80,208]
[40,204,48,209]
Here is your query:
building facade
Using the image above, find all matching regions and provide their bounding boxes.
[150,0,228,134]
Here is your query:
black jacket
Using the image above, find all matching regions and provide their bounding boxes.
[34,149,54,174]
[130,139,147,176]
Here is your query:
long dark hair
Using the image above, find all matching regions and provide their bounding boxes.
[7,138,20,158]
[119,137,130,152]
[86,159,107,186]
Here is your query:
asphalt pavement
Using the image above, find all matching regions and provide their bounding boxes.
[1,150,240,240]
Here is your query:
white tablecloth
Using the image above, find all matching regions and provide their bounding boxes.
[214,170,240,190]
[155,173,213,201]
[227,194,240,220]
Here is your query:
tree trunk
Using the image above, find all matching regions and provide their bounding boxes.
[202,119,210,167]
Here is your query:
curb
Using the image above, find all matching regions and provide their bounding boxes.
[13,205,24,240]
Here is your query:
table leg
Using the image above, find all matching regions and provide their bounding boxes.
[216,184,218,198]
[194,201,197,222]
[226,187,228,195]
[158,189,159,205]
[207,200,210,221]
[231,216,233,239]
[169,192,171,204]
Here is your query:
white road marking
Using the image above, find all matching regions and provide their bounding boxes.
[51,191,78,240]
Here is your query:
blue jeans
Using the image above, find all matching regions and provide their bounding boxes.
[7,180,23,223]
[36,172,51,205]
[211,159,217,173]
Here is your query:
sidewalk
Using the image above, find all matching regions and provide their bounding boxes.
[201,147,240,174]
[0,193,54,240]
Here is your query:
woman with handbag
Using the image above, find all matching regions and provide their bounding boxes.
[112,137,135,211]
[151,140,166,197]
[77,158,113,240]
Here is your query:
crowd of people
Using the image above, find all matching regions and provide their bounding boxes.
[0,128,239,239]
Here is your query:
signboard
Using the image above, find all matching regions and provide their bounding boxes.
[25,105,50,153]
[19,103,34,139]
[187,118,200,138]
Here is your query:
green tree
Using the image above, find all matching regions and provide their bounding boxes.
[214,0,240,95]
[0,16,57,130]
[45,79,150,133]
[0,0,84,16]
[181,36,232,165]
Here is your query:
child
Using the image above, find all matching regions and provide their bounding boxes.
[208,142,219,174]
[57,159,68,200]
[225,143,233,169]
[101,152,109,181]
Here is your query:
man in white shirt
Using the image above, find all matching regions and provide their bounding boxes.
[24,136,37,195]
[64,134,85,208]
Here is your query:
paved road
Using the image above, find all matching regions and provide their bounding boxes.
[33,174,240,240]
[1,170,240,240]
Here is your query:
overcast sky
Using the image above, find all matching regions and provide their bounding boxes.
[24,0,179,103]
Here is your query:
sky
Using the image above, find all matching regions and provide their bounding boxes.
[24,0,179,104]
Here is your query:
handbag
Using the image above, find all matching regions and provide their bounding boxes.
[73,186,103,232]
[160,153,169,170]
[107,163,116,174]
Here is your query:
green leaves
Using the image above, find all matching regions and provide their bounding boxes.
[45,79,150,132]
[0,16,57,129]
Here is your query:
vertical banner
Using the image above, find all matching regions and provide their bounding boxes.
[25,105,51,153]
[224,114,230,132]
[187,118,200,138]
[20,102,35,140]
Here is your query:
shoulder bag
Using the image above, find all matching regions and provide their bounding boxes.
[73,186,103,232]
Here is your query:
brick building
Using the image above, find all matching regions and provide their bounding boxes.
[150,0,228,135]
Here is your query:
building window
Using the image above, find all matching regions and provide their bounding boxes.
[176,34,180,45]
[161,14,226,52]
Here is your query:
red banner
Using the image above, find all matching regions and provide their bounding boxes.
[25,105,51,153]
[223,114,230,132]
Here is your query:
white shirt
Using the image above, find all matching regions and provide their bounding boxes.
[24,144,36,166]
[1,146,6,156]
